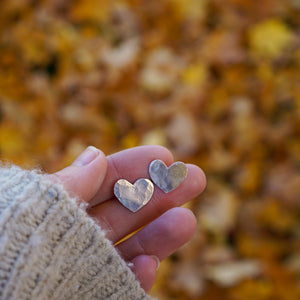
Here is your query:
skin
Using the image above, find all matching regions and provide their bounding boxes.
[48,145,206,293]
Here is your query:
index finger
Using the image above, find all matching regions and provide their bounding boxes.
[88,145,174,207]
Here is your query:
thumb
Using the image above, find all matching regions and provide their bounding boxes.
[47,146,107,203]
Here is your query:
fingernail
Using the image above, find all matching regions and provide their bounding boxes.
[72,146,99,166]
[151,255,160,271]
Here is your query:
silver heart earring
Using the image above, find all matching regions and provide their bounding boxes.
[149,159,188,193]
[113,159,187,213]
[114,178,154,212]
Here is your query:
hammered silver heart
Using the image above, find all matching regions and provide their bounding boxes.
[149,159,188,193]
[114,178,154,212]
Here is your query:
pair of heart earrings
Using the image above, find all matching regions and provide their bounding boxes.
[114,159,188,213]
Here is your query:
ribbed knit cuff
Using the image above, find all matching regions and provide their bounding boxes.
[0,166,154,300]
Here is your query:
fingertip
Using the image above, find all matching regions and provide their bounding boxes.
[130,145,175,166]
[91,147,108,177]
[147,144,174,164]
[72,146,99,167]
[157,207,197,248]
[169,207,197,238]
[48,146,108,202]
[116,207,198,263]
[130,255,158,293]
[73,146,108,191]
[186,164,207,195]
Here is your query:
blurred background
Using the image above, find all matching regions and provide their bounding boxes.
[1,0,300,299]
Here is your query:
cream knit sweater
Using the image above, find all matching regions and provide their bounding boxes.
[0,165,153,300]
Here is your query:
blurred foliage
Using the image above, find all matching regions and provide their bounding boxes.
[1,0,300,299]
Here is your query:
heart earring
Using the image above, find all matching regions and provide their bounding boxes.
[113,159,187,213]
[149,159,187,193]
[114,178,154,212]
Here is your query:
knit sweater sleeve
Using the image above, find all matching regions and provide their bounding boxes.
[0,165,154,300]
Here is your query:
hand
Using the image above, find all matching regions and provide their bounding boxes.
[48,145,206,292]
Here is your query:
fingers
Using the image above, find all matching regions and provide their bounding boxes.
[130,255,159,293]
[89,164,205,243]
[88,145,174,207]
[47,146,107,202]
[117,207,197,261]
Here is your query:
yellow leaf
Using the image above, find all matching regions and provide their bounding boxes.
[0,125,30,165]
[248,19,293,58]
[181,63,207,87]
[121,132,139,149]
[230,280,273,300]
[70,0,110,23]
[0,126,26,155]
[168,0,207,20]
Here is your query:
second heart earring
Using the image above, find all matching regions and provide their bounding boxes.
[149,159,188,193]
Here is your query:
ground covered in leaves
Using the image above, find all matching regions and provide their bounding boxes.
[1,0,300,299]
